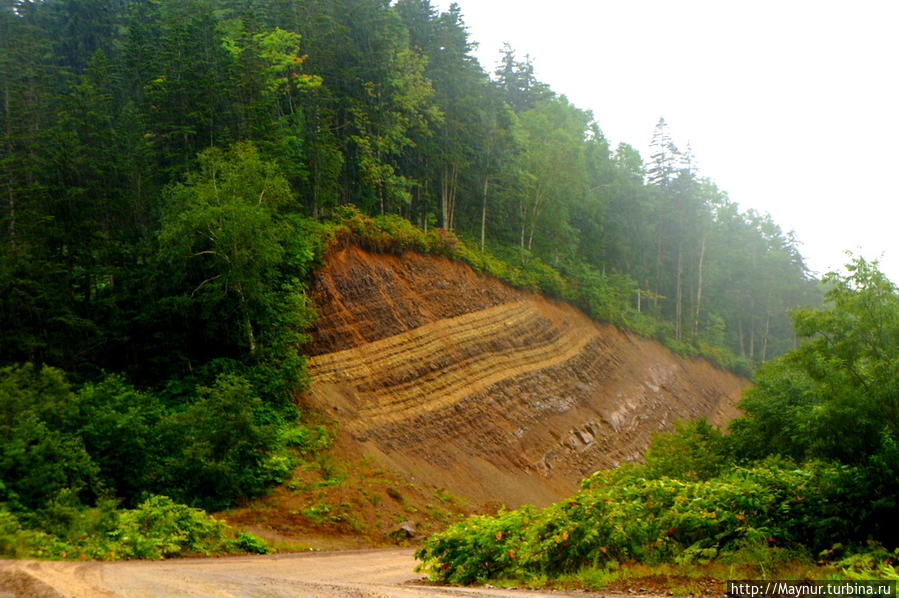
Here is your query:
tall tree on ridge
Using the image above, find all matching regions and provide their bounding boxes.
[494,43,551,113]
[396,0,488,230]
[647,117,680,188]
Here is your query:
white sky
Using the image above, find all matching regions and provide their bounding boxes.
[433,0,899,284]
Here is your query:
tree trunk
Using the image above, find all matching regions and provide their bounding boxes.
[675,243,683,341]
[693,233,707,337]
[653,231,663,313]
[526,193,543,252]
[4,82,14,254]
[519,200,527,251]
[480,176,489,252]
[749,326,755,362]
[440,164,457,230]
[449,167,458,229]
[7,184,15,255]
[422,176,429,233]
[236,283,256,354]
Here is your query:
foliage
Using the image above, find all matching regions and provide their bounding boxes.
[108,496,233,559]
[0,507,73,560]
[729,256,899,543]
[158,373,284,510]
[733,257,898,465]
[280,423,334,456]
[0,364,309,515]
[836,546,899,581]
[642,419,731,482]
[0,364,100,511]
[0,497,270,560]
[159,142,295,358]
[233,531,273,555]
[416,462,855,585]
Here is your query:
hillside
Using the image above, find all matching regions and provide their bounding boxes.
[298,243,747,508]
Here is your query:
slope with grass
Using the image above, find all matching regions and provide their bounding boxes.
[299,242,747,508]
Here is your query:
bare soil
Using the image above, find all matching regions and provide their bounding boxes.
[222,244,747,548]
[221,449,475,550]
[299,244,748,508]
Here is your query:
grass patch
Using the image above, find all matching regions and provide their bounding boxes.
[457,558,851,596]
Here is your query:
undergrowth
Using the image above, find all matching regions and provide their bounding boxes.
[415,461,898,586]
[415,419,899,587]
[0,495,270,560]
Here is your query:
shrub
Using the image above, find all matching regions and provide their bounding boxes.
[0,496,270,560]
[415,508,537,585]
[0,507,74,559]
[231,531,271,555]
[416,462,856,584]
[643,419,731,481]
[160,373,282,510]
[280,424,333,455]
[111,496,231,559]
[0,364,100,511]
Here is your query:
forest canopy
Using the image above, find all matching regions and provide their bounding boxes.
[1,0,819,377]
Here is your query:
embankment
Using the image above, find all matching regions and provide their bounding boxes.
[300,243,747,507]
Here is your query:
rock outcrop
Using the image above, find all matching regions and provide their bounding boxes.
[300,243,746,507]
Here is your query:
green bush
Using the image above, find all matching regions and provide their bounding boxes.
[111,496,231,559]
[415,507,537,585]
[280,424,334,455]
[159,373,283,510]
[231,531,272,555]
[837,546,899,581]
[0,508,74,559]
[0,364,100,511]
[74,375,166,506]
[416,462,857,584]
[643,419,731,481]
[1,362,313,516]
[0,496,270,560]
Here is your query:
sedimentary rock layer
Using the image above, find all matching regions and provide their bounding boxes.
[301,244,746,507]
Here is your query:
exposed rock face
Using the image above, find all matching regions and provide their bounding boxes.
[301,244,746,507]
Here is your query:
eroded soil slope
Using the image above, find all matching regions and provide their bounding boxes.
[301,244,746,507]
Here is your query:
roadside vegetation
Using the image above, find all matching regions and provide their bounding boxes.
[0,495,270,560]
[416,258,899,587]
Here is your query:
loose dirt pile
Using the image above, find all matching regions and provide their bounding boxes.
[300,244,747,508]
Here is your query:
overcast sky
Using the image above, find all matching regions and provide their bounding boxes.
[433,0,899,283]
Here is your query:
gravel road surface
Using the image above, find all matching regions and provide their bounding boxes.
[0,548,620,598]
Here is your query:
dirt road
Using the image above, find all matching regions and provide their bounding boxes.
[0,548,618,598]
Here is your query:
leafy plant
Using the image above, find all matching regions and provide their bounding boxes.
[416,463,856,584]
[0,496,269,560]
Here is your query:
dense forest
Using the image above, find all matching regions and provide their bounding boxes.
[0,0,831,559]
[1,0,819,376]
